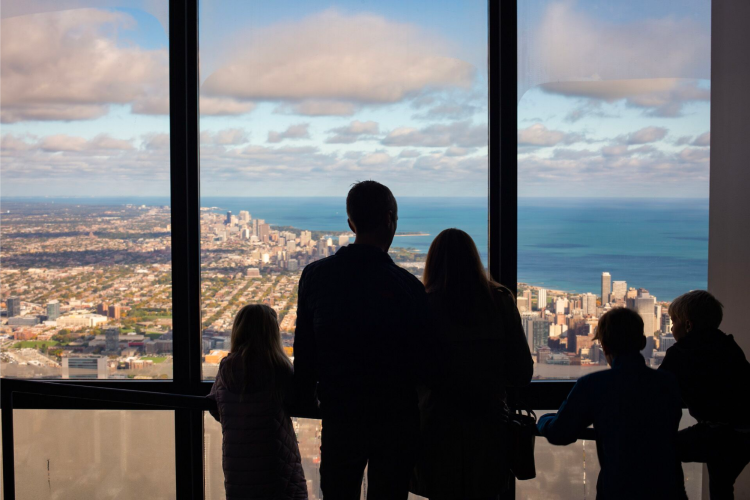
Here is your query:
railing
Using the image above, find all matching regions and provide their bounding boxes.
[1,378,597,500]
[1,378,216,500]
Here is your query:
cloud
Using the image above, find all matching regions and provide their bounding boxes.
[413,103,479,121]
[542,79,710,119]
[201,10,474,109]
[143,133,170,151]
[200,97,256,116]
[445,147,474,157]
[359,152,391,166]
[678,147,710,162]
[399,149,421,158]
[276,101,357,117]
[267,124,311,143]
[1,9,169,123]
[39,134,134,152]
[624,126,668,145]
[201,129,249,146]
[692,131,710,146]
[527,1,710,95]
[326,120,380,144]
[517,123,584,147]
[382,121,486,148]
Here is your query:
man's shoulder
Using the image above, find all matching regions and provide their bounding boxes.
[389,263,425,291]
[300,255,339,279]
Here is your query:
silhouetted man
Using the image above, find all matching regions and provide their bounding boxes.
[293,181,427,500]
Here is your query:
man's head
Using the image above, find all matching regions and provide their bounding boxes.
[346,180,398,250]
[668,290,723,341]
[594,307,646,363]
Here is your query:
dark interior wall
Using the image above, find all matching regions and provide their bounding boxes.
[709,0,750,497]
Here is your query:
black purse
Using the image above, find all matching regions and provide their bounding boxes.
[508,402,537,480]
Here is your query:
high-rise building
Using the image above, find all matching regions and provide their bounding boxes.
[300,230,312,246]
[601,272,612,304]
[661,313,673,334]
[632,294,657,337]
[288,259,299,271]
[659,333,676,352]
[612,281,627,301]
[97,302,108,316]
[532,319,551,353]
[239,210,251,223]
[105,327,120,352]
[108,304,121,320]
[583,293,598,316]
[537,289,547,311]
[47,300,60,321]
[555,298,568,315]
[241,228,251,240]
[7,296,21,318]
[259,223,271,242]
[225,211,232,225]
[338,235,350,247]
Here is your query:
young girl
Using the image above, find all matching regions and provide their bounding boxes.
[208,304,308,500]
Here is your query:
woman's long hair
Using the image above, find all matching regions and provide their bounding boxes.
[423,228,500,319]
[226,304,292,400]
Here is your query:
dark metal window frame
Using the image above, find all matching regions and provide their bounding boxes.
[1,1,576,498]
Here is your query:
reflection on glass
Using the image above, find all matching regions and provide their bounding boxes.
[517,0,711,380]
[198,1,488,379]
[14,410,175,499]
[0,2,173,380]
[205,414,427,500]
[517,409,703,499]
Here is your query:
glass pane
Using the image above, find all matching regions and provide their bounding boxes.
[13,410,175,499]
[517,0,711,380]
[198,0,489,378]
[1,2,173,379]
[518,409,703,499]
[205,413,427,499]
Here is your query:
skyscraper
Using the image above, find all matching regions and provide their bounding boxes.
[108,304,121,320]
[632,293,657,337]
[47,300,60,321]
[612,281,627,301]
[225,211,232,225]
[601,272,612,304]
[258,223,271,242]
[537,288,547,311]
[583,293,598,316]
[105,327,120,352]
[6,296,21,317]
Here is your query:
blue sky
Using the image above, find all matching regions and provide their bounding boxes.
[1,0,711,198]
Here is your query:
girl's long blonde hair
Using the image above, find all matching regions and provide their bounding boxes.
[226,304,292,400]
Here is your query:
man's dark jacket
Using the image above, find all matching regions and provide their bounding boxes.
[659,328,750,426]
[538,353,684,500]
[293,244,427,420]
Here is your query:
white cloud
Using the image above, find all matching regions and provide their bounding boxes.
[399,149,421,158]
[1,9,169,123]
[201,10,474,108]
[382,121,486,148]
[692,131,710,147]
[518,123,584,147]
[276,101,357,117]
[201,129,249,146]
[359,152,391,166]
[267,124,311,143]
[541,79,710,118]
[326,120,380,144]
[624,126,668,145]
[526,1,709,95]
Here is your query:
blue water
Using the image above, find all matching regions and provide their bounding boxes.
[3,196,708,301]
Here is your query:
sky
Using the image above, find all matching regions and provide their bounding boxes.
[0,0,711,198]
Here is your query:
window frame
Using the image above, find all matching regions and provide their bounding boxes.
[0,1,577,498]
